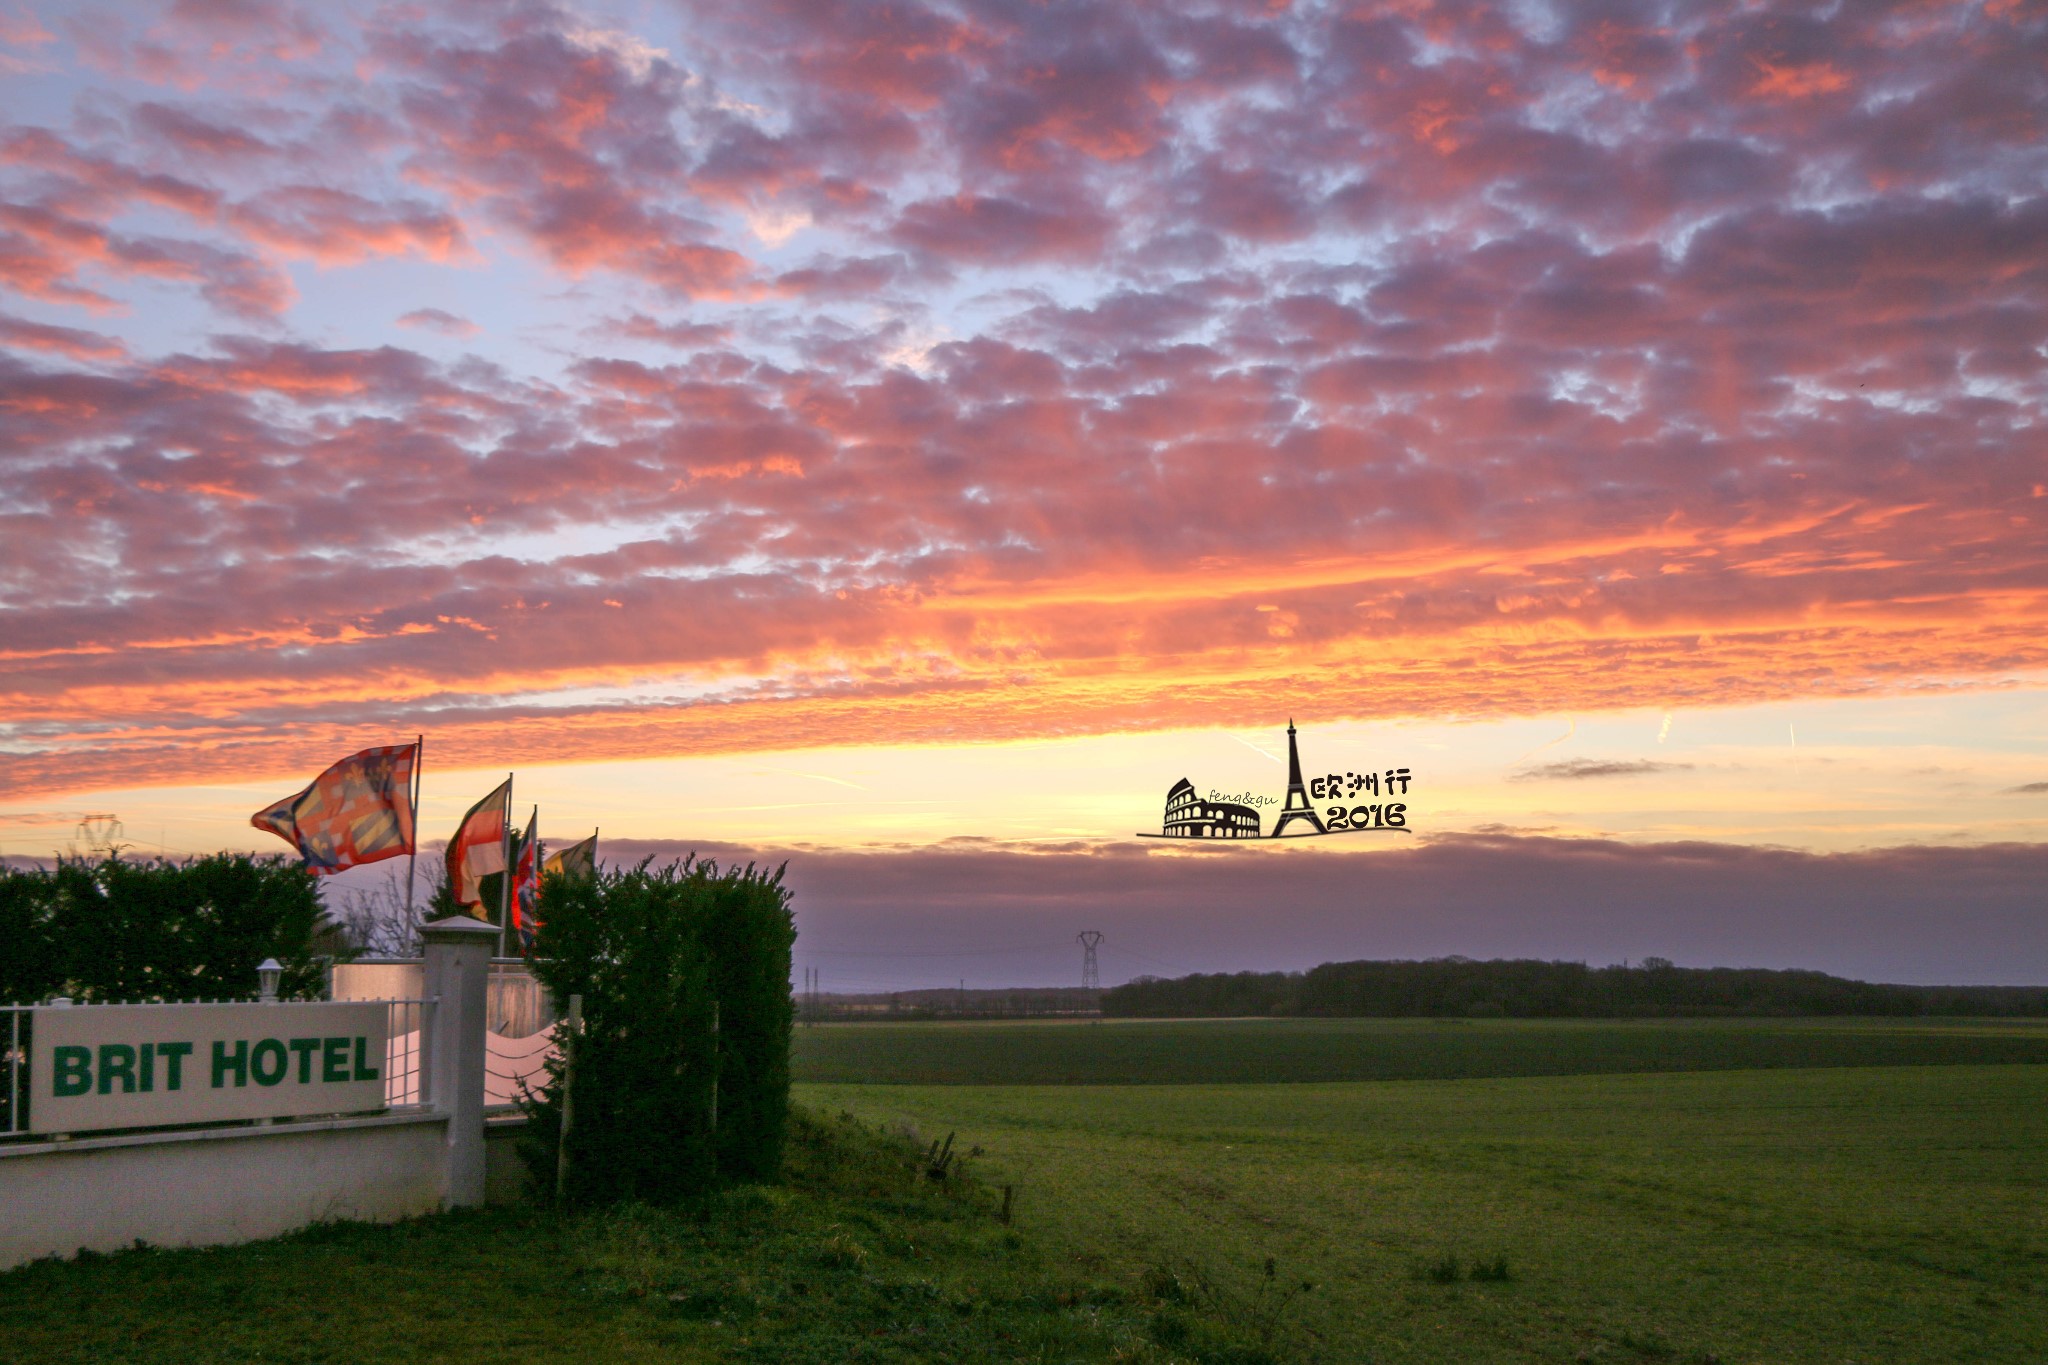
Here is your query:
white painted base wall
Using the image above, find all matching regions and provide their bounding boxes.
[0,1112,448,1269]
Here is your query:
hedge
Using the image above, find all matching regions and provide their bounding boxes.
[0,853,330,1005]
[520,856,796,1202]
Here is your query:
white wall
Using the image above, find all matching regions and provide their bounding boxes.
[0,1113,448,1269]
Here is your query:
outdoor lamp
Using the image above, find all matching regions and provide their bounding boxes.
[257,958,283,1002]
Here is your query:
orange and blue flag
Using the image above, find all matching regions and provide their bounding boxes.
[251,743,418,874]
[511,807,539,954]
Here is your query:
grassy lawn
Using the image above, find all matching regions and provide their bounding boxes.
[790,1015,2048,1086]
[802,1061,2048,1364]
[0,1112,1244,1364]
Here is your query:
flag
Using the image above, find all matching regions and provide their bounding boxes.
[449,778,511,911]
[511,807,539,955]
[251,743,417,875]
[543,831,597,881]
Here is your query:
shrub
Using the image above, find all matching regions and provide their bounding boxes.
[0,853,329,1004]
[697,859,797,1181]
[522,856,795,1203]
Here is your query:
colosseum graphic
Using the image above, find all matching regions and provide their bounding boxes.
[1161,778,1262,839]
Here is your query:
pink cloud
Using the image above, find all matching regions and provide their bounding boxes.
[376,8,755,296]
[396,307,478,337]
[0,0,2043,805]
[890,192,1112,265]
[0,309,127,360]
[591,312,732,349]
[231,185,473,266]
[130,100,276,163]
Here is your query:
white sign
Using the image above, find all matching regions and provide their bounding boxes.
[31,1002,389,1134]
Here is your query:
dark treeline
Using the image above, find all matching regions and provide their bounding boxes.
[801,987,1102,1021]
[1100,957,2048,1019]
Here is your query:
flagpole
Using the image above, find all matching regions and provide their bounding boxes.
[404,733,423,919]
[498,773,512,957]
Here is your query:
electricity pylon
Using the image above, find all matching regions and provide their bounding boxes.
[1077,931,1103,990]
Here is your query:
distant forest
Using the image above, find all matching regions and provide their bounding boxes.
[1099,958,2048,1018]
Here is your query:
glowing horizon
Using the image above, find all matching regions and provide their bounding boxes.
[9,687,2048,867]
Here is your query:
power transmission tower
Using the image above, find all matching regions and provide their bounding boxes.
[75,814,124,858]
[1077,931,1103,990]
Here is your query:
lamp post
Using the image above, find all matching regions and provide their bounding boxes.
[257,958,282,1002]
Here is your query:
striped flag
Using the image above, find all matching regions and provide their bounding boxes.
[251,744,418,875]
[449,778,511,911]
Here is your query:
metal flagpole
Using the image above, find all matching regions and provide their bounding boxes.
[498,773,512,956]
[404,733,423,918]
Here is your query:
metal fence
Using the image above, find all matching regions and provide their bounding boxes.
[2,1007,24,1140]
[381,998,435,1109]
[0,998,436,1142]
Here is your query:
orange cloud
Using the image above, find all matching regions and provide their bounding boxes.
[1748,59,1850,101]
[2,0,2044,813]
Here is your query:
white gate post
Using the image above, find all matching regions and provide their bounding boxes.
[421,915,497,1208]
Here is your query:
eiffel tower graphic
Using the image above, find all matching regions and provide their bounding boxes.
[1269,719,1327,838]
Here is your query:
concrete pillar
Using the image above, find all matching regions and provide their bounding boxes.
[420,915,498,1209]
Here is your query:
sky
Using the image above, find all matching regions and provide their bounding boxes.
[2,0,2045,986]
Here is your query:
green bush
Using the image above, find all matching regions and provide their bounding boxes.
[0,853,329,1005]
[522,856,795,1203]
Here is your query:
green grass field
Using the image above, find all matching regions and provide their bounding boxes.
[790,1014,2048,1086]
[799,1018,2048,1363]
[6,1018,2042,1363]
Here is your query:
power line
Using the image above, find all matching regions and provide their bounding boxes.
[1104,946,1199,976]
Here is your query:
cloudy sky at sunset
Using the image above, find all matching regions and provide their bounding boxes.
[3,0,2044,985]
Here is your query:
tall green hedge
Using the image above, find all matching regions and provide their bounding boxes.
[0,854,329,1005]
[521,856,795,1203]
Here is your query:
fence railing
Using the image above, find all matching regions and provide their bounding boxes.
[382,998,435,1110]
[1,998,437,1142]
[2,1007,23,1140]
